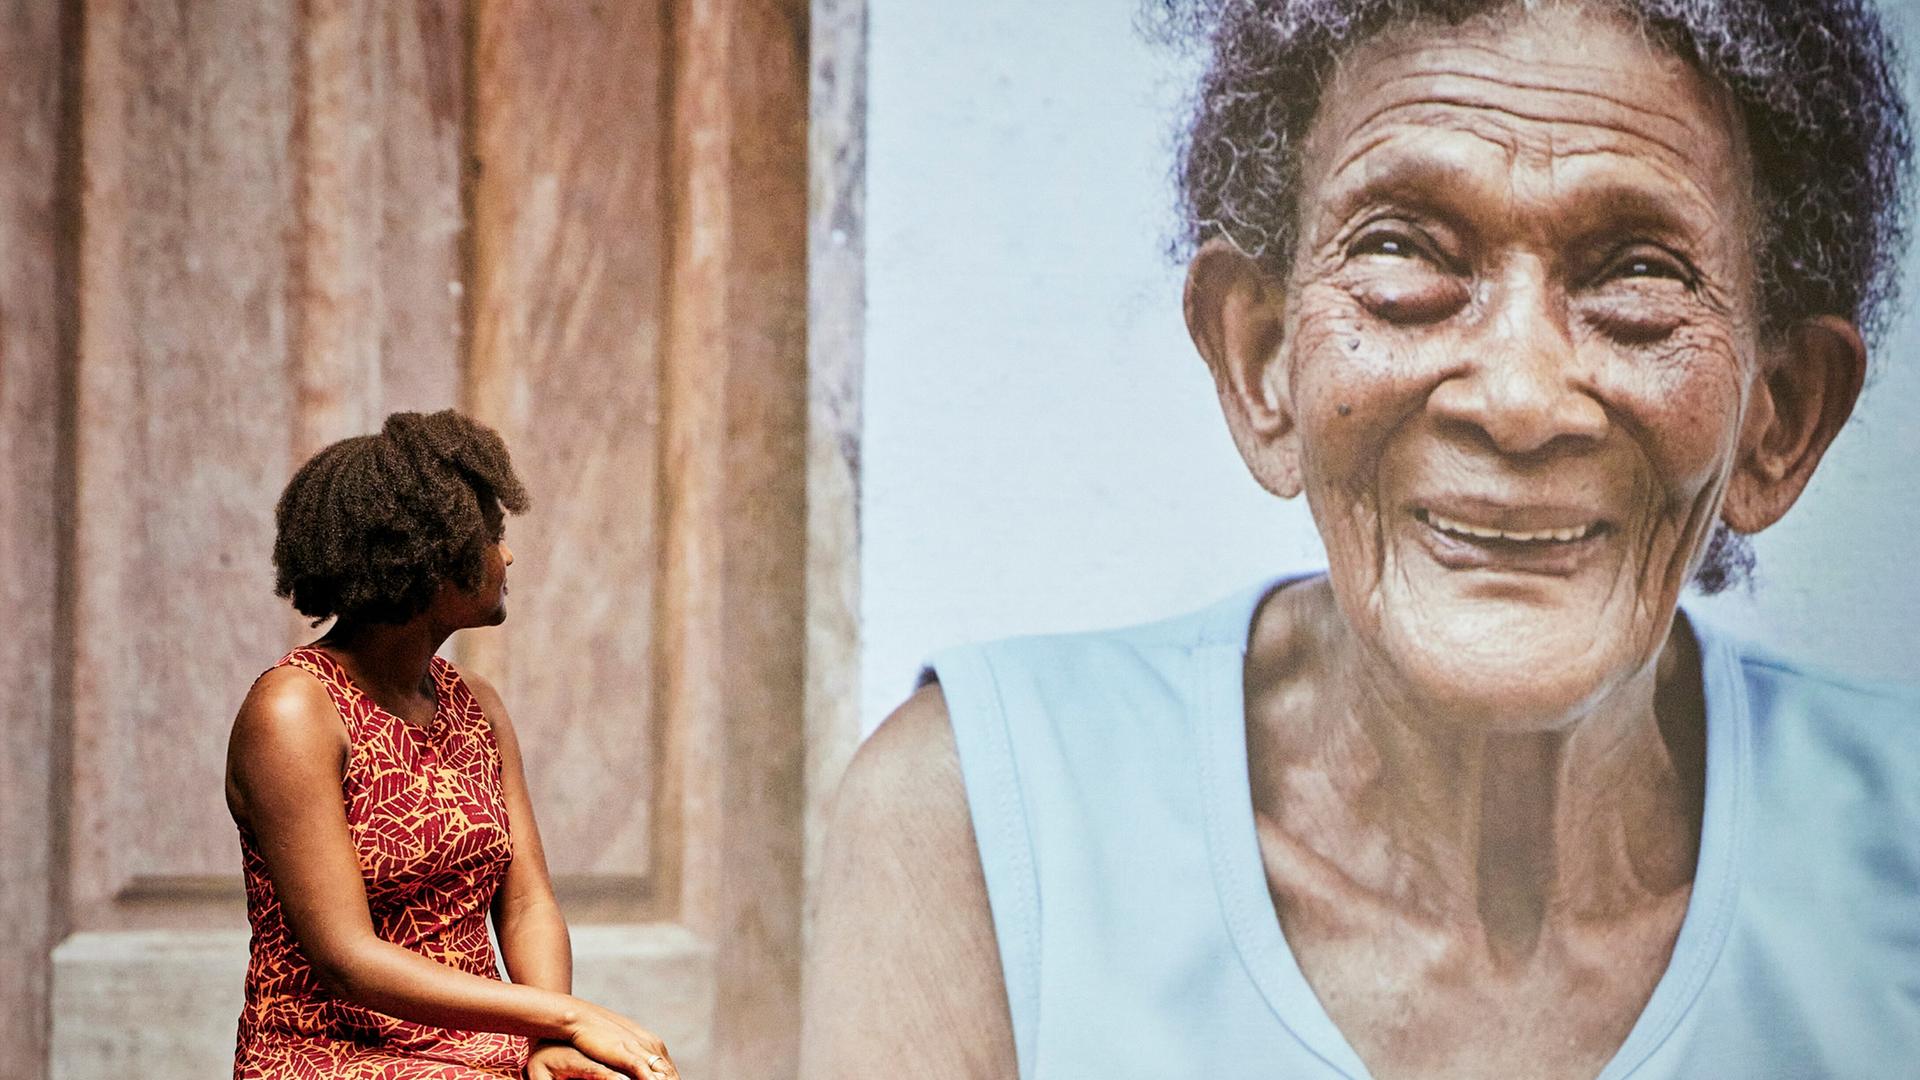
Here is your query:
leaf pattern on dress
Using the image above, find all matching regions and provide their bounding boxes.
[233,648,529,1079]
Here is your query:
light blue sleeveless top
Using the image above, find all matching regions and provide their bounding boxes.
[928,575,1920,1078]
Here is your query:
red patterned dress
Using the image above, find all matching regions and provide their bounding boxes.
[233,647,531,1079]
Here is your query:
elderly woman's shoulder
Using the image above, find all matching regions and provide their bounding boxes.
[1743,657,1920,746]
[1706,629,1920,812]
[836,583,1240,827]
[833,685,968,839]
[1708,635,1920,921]
[926,582,1273,686]
[1717,632,1920,718]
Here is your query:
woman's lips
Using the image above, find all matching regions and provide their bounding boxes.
[1421,509,1597,543]
[1413,507,1608,574]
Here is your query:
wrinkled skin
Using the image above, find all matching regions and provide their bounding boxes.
[1185,4,1864,1076]
[1249,8,1765,726]
[803,5,1866,1079]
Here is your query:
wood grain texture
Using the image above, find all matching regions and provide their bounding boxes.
[69,0,301,928]
[465,1,672,898]
[659,0,811,1074]
[41,5,820,1077]
[295,0,466,460]
[0,2,67,1073]
[803,0,864,912]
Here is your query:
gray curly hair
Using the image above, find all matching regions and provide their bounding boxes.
[1153,0,1912,342]
[1149,0,1914,592]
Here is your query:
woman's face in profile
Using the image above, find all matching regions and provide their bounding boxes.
[442,501,514,628]
[1280,5,1765,725]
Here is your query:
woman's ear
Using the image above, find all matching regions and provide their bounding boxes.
[1721,315,1866,533]
[1183,237,1301,497]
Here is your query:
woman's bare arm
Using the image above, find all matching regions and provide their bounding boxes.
[468,672,676,1080]
[468,673,571,994]
[224,666,665,1077]
[799,684,1017,1079]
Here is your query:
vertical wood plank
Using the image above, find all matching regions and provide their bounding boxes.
[69,0,299,927]
[466,1,671,898]
[660,0,811,1073]
[803,0,865,910]
[51,3,473,1071]
[295,0,467,460]
[0,2,68,1072]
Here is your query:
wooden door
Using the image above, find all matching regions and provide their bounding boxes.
[0,2,858,1077]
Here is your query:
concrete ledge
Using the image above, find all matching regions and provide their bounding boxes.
[49,924,714,1079]
[51,930,249,1079]
[571,925,717,1075]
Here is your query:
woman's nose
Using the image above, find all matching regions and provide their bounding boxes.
[1426,279,1608,457]
[500,542,514,567]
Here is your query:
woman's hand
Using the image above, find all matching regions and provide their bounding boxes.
[471,677,679,1080]
[566,1004,679,1080]
[528,1039,630,1080]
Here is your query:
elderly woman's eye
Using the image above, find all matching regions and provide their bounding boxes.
[1600,246,1695,287]
[1582,246,1699,342]
[1343,223,1467,323]
[1351,229,1424,260]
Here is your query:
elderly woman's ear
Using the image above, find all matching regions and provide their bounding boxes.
[1721,315,1867,534]
[1184,236,1302,498]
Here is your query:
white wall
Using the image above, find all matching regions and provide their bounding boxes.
[862,0,1920,732]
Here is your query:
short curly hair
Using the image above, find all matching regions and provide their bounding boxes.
[273,410,530,626]
[1152,0,1914,344]
[1148,0,1915,592]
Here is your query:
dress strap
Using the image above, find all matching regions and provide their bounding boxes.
[428,656,503,752]
[275,646,371,740]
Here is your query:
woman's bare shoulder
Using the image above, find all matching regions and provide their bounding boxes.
[227,664,347,772]
[835,683,966,829]
[802,682,1015,1077]
[233,663,344,738]
[227,664,349,820]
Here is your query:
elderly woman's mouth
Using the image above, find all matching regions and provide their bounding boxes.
[1413,507,1611,571]
[1417,509,1601,543]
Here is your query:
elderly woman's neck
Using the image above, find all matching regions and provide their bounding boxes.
[1244,580,1706,962]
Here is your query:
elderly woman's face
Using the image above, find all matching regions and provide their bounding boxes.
[1275,7,1769,724]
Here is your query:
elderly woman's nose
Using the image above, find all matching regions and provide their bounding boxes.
[1425,296,1609,457]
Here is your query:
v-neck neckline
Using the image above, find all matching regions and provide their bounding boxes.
[304,646,448,737]
[1191,574,1747,1079]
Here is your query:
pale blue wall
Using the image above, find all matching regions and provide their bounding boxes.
[862,0,1920,730]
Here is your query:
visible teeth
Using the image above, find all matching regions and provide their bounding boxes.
[1425,511,1592,543]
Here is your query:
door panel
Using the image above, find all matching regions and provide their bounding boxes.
[68,0,301,934]
[466,0,670,902]
[296,0,468,455]
[25,2,823,1077]
[0,0,65,1073]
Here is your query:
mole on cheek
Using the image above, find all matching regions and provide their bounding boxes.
[1337,404,1353,417]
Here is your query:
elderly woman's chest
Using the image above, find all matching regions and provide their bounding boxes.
[1263,843,1693,1080]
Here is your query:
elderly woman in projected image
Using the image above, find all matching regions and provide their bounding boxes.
[804,0,1920,1077]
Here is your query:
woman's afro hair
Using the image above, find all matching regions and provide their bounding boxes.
[273,409,530,626]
